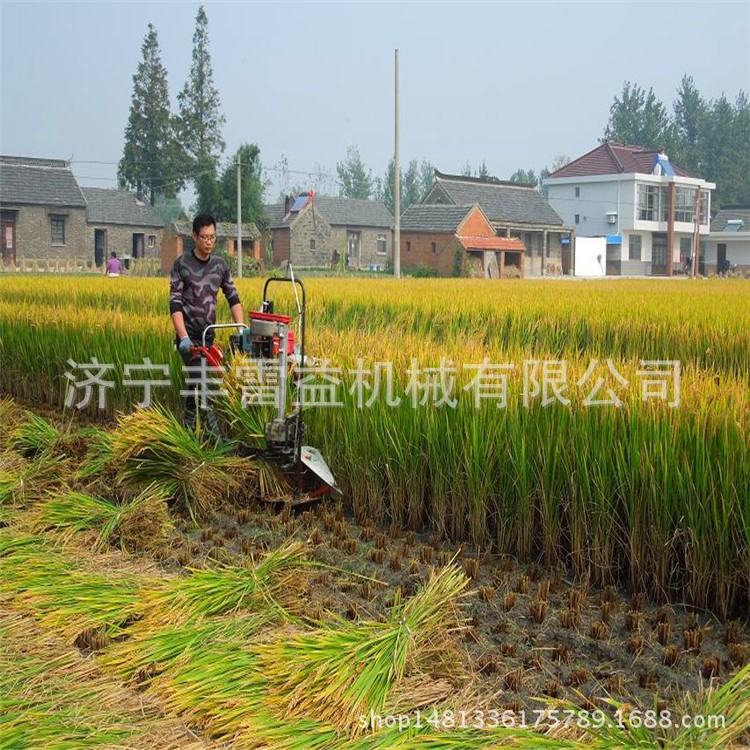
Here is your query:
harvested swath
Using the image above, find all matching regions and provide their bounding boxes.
[9,410,62,457]
[257,565,470,733]
[0,607,216,750]
[0,531,146,640]
[0,449,68,507]
[112,406,254,519]
[75,426,117,484]
[102,613,277,682]
[0,395,25,449]
[142,540,311,624]
[33,483,173,552]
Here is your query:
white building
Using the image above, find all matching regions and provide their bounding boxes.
[544,142,715,276]
[704,207,750,275]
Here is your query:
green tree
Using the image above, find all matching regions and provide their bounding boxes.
[215,144,266,228]
[336,146,373,199]
[177,6,225,214]
[603,81,672,150]
[671,75,708,176]
[377,158,435,214]
[118,24,185,204]
[509,168,537,185]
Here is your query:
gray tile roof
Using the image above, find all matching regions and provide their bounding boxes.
[82,187,163,228]
[171,219,260,239]
[264,196,394,230]
[710,207,750,233]
[423,171,564,227]
[263,203,288,229]
[0,155,86,207]
[400,204,475,233]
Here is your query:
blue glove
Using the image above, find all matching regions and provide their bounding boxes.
[178,336,193,356]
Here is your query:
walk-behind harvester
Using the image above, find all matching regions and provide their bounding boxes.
[194,268,341,505]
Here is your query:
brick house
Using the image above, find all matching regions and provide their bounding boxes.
[162,219,261,276]
[420,170,568,276]
[81,187,164,268]
[400,204,525,277]
[0,155,87,267]
[263,194,394,270]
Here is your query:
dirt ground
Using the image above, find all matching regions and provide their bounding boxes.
[155,500,749,717]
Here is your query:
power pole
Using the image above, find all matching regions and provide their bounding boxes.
[236,152,243,278]
[393,48,401,278]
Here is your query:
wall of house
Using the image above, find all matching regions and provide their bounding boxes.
[400,231,460,275]
[87,225,162,267]
[703,237,750,274]
[7,205,88,262]
[271,229,291,266]
[547,179,621,238]
[288,208,333,267]
[334,227,392,270]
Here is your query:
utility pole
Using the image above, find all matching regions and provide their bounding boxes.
[692,186,701,278]
[393,48,401,279]
[236,152,243,278]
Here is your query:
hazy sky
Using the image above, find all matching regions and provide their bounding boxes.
[2,0,748,206]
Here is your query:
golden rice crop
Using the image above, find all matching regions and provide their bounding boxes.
[1,275,748,615]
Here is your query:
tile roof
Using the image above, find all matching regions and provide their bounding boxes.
[263,203,288,229]
[264,196,394,230]
[0,155,86,207]
[82,187,163,228]
[400,204,476,233]
[548,142,693,179]
[710,207,750,233]
[457,235,526,252]
[171,219,260,239]
[423,171,564,227]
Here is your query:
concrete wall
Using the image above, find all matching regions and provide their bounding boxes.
[288,208,333,267]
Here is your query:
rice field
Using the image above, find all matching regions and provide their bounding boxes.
[0,274,749,747]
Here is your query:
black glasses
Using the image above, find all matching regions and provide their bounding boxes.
[197,233,216,243]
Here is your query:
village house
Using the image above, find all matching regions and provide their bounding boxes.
[399,203,525,277]
[420,170,568,276]
[263,194,393,270]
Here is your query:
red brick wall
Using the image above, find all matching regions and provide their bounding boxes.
[457,208,495,237]
[400,231,459,275]
[271,228,290,265]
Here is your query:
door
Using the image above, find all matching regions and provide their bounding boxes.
[717,243,727,273]
[132,233,145,259]
[94,229,106,267]
[1,211,16,267]
[347,231,360,268]
[651,233,667,275]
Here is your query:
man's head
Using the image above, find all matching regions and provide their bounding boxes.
[110,251,117,258]
[192,214,217,260]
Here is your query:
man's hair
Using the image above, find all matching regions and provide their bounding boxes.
[193,213,217,234]
[110,251,117,258]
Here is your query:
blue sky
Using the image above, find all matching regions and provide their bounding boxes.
[2,0,748,206]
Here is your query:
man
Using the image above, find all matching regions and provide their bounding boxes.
[169,214,244,435]
[105,252,123,277]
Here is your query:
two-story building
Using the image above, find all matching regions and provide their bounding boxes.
[544,142,715,276]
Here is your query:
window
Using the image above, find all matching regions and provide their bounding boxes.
[574,214,580,225]
[376,234,387,255]
[148,235,156,249]
[310,238,316,251]
[50,216,65,245]
[406,241,411,252]
[680,236,693,260]
[575,187,580,197]
[431,242,437,254]
[628,234,642,261]
[674,187,696,223]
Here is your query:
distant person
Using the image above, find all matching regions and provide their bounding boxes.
[105,252,123,277]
